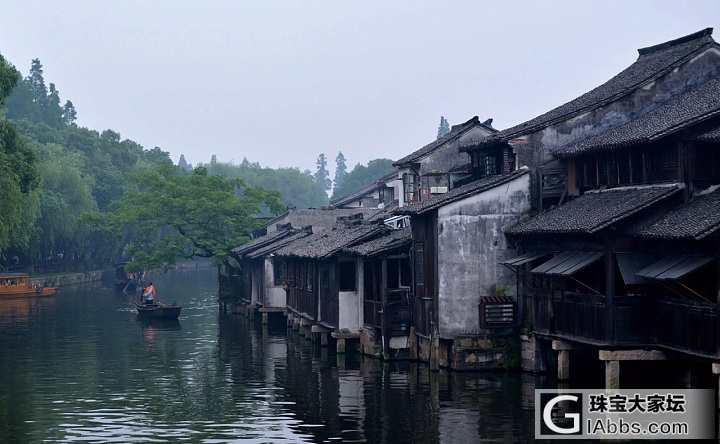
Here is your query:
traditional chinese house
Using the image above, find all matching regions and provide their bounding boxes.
[494,28,720,388]
[225,224,313,320]
[273,215,392,349]
[393,116,497,206]
[343,227,413,360]
[329,171,399,209]
[396,169,532,370]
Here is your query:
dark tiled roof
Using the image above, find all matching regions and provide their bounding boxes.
[255,211,289,233]
[275,221,390,259]
[637,186,720,240]
[344,227,412,257]
[396,169,530,215]
[507,184,684,236]
[554,75,720,158]
[367,200,399,221]
[394,116,497,166]
[232,226,296,255]
[461,29,718,152]
[448,162,471,174]
[330,171,397,207]
[686,123,720,143]
[247,229,314,259]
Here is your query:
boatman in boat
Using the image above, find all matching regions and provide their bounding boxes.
[143,282,156,305]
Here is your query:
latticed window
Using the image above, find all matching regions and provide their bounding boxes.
[472,151,500,179]
[274,259,287,286]
[403,173,418,204]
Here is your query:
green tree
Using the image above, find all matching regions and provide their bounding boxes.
[437,116,450,139]
[97,165,284,272]
[3,75,41,123]
[43,83,64,128]
[4,59,69,129]
[203,159,327,209]
[331,158,395,200]
[0,53,41,258]
[28,59,47,109]
[314,153,331,193]
[62,100,77,126]
[178,154,192,171]
[28,144,97,262]
[333,151,347,191]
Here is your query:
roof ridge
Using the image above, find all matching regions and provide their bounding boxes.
[638,28,713,55]
[466,29,718,148]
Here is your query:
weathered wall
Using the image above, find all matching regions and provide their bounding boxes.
[436,173,531,339]
[419,127,495,176]
[264,258,286,308]
[514,48,720,171]
[31,270,105,288]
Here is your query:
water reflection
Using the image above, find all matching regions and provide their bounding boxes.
[0,268,544,443]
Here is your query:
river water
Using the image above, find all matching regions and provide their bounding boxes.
[0,267,551,443]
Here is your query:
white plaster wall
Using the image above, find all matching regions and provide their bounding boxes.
[338,259,363,332]
[436,173,531,338]
[264,258,286,308]
[397,167,412,207]
[339,292,360,332]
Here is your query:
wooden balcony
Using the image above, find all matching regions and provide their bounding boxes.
[529,292,719,358]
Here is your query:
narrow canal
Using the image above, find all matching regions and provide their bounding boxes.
[0,267,550,443]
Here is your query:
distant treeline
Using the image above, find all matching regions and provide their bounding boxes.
[0,56,396,271]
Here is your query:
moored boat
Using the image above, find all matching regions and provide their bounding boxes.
[134,300,182,320]
[0,273,58,298]
[114,263,142,292]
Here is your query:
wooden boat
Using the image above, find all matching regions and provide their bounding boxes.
[0,273,58,298]
[114,263,142,292]
[134,300,182,320]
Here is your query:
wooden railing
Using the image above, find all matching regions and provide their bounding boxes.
[364,289,412,336]
[385,289,412,337]
[529,292,718,358]
[656,298,718,356]
[287,287,317,321]
[364,298,381,329]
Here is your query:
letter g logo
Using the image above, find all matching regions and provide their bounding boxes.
[543,395,580,434]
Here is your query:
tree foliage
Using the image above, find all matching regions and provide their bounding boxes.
[0,53,41,259]
[178,154,192,172]
[1,55,178,269]
[437,116,450,139]
[204,159,328,209]
[28,144,97,262]
[314,153,331,192]
[333,151,347,190]
[100,166,284,272]
[330,158,395,201]
[4,58,75,129]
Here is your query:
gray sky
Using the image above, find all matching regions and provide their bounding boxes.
[2,1,719,176]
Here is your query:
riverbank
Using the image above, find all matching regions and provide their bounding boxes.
[28,259,215,289]
[29,270,106,288]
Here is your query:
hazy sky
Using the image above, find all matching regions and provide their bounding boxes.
[2,1,719,176]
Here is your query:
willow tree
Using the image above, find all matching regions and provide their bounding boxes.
[93,165,284,273]
[0,53,41,259]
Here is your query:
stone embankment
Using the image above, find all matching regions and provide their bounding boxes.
[29,270,106,288]
[28,260,214,289]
